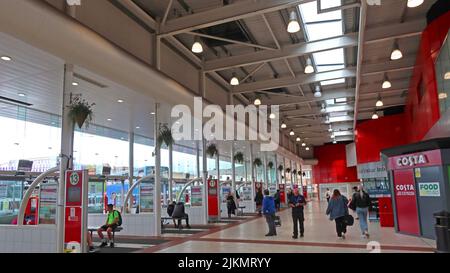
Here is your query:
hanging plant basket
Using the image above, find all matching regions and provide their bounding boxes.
[158,124,174,148]
[67,95,95,129]
[267,161,274,169]
[233,152,244,164]
[286,168,291,173]
[298,170,302,176]
[206,144,218,158]
[293,169,297,176]
[253,158,262,167]
[278,165,284,172]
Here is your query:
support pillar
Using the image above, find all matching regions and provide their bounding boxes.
[263,153,268,189]
[128,132,134,211]
[231,142,236,194]
[154,102,161,236]
[168,143,173,204]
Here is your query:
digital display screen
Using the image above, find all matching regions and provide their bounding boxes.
[68,187,81,203]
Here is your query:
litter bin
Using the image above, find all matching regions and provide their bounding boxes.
[434,211,450,253]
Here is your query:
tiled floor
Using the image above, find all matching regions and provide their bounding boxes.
[153,201,435,253]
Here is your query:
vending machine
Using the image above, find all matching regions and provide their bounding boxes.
[64,170,88,253]
[207,179,219,221]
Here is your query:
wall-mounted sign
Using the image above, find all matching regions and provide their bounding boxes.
[418,182,440,197]
[357,161,388,179]
[395,184,415,196]
[388,150,442,170]
[140,179,154,213]
[191,186,202,207]
[39,183,58,224]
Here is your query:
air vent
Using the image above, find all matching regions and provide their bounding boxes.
[0,96,33,106]
[73,73,108,88]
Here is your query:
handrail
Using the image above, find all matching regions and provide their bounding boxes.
[176,178,203,203]
[123,175,154,214]
[17,167,59,226]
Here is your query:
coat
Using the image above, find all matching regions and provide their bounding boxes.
[326,195,349,220]
[262,196,276,215]
[254,191,264,206]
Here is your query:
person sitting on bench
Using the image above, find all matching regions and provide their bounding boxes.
[172,202,191,229]
[167,201,178,228]
[97,204,120,248]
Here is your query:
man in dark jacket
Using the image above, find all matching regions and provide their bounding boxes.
[254,189,264,216]
[172,202,191,229]
[167,201,177,228]
[262,189,277,236]
[274,190,281,211]
[289,188,306,239]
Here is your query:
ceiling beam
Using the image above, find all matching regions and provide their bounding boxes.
[204,33,358,72]
[271,88,355,106]
[115,0,157,31]
[282,104,354,117]
[232,68,356,94]
[365,19,426,44]
[159,0,314,36]
[362,56,416,76]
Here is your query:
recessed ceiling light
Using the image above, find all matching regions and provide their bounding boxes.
[18,93,26,97]
[117,99,124,103]
[72,82,79,86]
[136,126,140,129]
[1,56,12,61]
[150,112,155,115]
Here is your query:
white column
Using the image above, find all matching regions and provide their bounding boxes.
[57,64,76,253]
[168,143,173,204]
[249,143,255,211]
[196,141,200,178]
[274,154,278,189]
[154,102,161,236]
[231,142,236,193]
[128,132,134,212]
[202,137,208,223]
[263,153,268,189]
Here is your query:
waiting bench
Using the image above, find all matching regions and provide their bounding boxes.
[161,215,188,230]
[88,226,123,248]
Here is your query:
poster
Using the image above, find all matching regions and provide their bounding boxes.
[418,182,440,197]
[268,185,277,196]
[140,178,154,213]
[241,186,252,201]
[191,186,203,207]
[39,183,58,224]
[0,184,7,198]
[221,186,231,203]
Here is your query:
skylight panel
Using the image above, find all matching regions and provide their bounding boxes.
[320,0,342,9]
[320,78,346,86]
[336,97,347,103]
[313,48,345,65]
[299,1,342,23]
[305,21,343,41]
[316,64,345,73]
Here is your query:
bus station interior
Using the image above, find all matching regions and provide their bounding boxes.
[0,0,449,253]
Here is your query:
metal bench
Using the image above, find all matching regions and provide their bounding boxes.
[237,206,246,216]
[161,215,188,230]
[88,226,123,248]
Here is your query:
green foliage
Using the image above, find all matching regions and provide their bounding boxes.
[68,96,95,129]
[206,144,218,158]
[158,124,174,148]
[233,152,244,164]
[253,158,262,167]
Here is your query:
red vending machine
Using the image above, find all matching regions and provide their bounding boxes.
[279,184,285,204]
[207,179,219,221]
[378,197,394,227]
[64,170,88,253]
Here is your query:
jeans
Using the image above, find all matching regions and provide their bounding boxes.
[292,213,304,237]
[335,216,347,237]
[265,214,277,235]
[356,207,369,234]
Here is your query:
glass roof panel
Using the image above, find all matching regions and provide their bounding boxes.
[305,21,343,41]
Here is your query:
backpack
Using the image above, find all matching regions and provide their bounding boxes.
[114,210,122,226]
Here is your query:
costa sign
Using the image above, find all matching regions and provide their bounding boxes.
[396,155,427,167]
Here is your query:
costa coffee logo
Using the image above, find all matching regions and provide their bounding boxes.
[396,154,427,167]
[395,184,415,196]
[209,180,216,187]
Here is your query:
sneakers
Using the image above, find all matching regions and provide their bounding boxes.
[88,246,96,253]
[292,236,298,239]
[265,233,275,237]
[300,234,304,238]
[99,241,107,248]
[109,242,115,248]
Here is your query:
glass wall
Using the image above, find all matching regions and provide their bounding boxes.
[436,30,450,115]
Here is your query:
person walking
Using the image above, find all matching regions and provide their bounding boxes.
[254,189,264,216]
[289,188,306,239]
[326,189,350,239]
[325,188,331,203]
[274,190,281,211]
[351,185,371,238]
[262,189,277,236]
[226,192,237,218]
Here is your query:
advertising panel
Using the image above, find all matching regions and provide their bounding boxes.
[191,186,203,207]
[39,183,57,224]
[140,178,154,213]
[393,169,420,235]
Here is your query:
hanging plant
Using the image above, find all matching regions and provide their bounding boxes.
[233,152,244,164]
[286,168,291,173]
[206,144,218,158]
[157,124,174,148]
[267,161,274,169]
[253,158,262,167]
[292,169,297,175]
[67,95,95,129]
[298,170,302,176]
[278,165,284,172]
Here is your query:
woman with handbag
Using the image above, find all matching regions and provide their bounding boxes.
[326,189,350,239]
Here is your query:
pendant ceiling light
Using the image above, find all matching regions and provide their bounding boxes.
[254,97,262,106]
[230,73,239,86]
[320,103,327,113]
[407,0,424,8]
[269,113,276,119]
[191,37,203,54]
[382,74,391,89]
[304,58,314,74]
[296,137,301,142]
[314,86,322,98]
[372,111,379,120]
[376,94,384,107]
[391,41,403,60]
[302,142,306,147]
[328,125,333,132]
[281,122,287,129]
[290,130,295,136]
[287,11,301,33]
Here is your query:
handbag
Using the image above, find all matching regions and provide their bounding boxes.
[344,214,354,226]
[348,199,356,211]
[274,215,282,227]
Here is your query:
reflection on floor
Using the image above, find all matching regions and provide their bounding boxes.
[92,201,436,253]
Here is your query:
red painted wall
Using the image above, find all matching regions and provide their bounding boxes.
[404,11,450,143]
[312,144,358,184]
[355,114,408,164]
